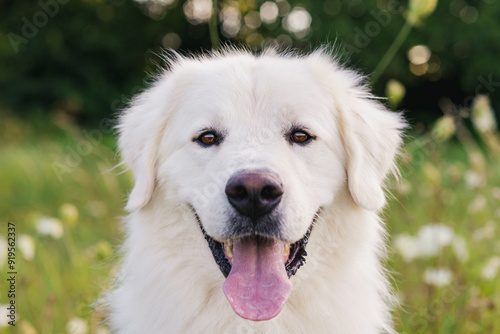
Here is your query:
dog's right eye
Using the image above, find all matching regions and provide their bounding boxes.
[197,132,219,146]
[290,129,314,144]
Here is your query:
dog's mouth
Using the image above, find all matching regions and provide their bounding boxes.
[196,214,313,321]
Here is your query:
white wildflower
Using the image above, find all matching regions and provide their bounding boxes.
[483,221,496,238]
[20,320,38,334]
[408,0,438,24]
[472,229,482,242]
[424,267,453,286]
[60,203,79,226]
[492,187,500,200]
[66,317,88,334]
[0,237,6,269]
[0,305,11,327]
[481,256,500,280]
[416,223,455,257]
[36,217,64,239]
[472,95,497,134]
[94,325,110,334]
[452,236,469,262]
[395,180,412,195]
[393,224,458,260]
[469,151,486,171]
[469,285,480,298]
[468,195,486,214]
[95,240,113,260]
[386,79,406,109]
[393,234,419,261]
[18,235,35,261]
[473,221,496,242]
[464,170,484,189]
[432,115,456,142]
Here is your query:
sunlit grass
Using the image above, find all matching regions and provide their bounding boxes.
[388,135,500,334]
[0,114,130,333]
[0,114,499,333]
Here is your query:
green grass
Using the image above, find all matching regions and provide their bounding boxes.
[388,136,500,334]
[0,114,131,333]
[0,115,499,333]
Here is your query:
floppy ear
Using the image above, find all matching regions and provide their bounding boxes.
[314,55,406,211]
[117,75,174,211]
[337,91,405,211]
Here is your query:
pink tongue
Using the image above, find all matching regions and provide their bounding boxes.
[222,237,291,321]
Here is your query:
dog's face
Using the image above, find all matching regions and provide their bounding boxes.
[118,50,404,322]
[159,55,345,244]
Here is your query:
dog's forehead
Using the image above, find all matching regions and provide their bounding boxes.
[174,55,335,132]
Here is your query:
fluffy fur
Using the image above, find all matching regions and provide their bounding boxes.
[107,48,405,333]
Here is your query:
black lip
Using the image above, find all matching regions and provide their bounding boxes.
[197,218,232,278]
[195,213,315,278]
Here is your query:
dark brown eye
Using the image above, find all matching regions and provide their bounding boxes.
[291,130,310,144]
[198,132,218,146]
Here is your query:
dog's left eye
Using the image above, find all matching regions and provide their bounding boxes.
[290,130,312,144]
[197,131,219,146]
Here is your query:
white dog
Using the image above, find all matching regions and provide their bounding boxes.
[107,48,405,333]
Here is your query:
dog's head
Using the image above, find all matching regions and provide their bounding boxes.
[118,49,405,321]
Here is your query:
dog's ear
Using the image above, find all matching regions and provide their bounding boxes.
[309,52,405,211]
[337,90,405,211]
[117,76,174,211]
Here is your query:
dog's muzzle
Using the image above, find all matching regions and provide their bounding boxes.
[195,169,315,322]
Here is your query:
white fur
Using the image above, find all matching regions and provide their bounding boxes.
[107,48,405,333]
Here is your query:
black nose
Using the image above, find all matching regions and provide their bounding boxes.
[225,171,283,219]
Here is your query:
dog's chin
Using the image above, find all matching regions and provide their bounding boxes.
[194,212,315,322]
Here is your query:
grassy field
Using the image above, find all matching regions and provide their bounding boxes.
[1,113,499,333]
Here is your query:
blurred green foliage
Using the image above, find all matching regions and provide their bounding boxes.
[0,0,194,123]
[0,0,499,127]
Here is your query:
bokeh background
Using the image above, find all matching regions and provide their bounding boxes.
[1,0,499,333]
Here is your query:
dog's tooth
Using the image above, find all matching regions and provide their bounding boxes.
[284,243,290,261]
[224,240,233,263]
[225,247,233,260]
